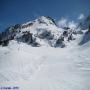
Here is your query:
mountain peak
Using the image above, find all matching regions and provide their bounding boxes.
[36,16,56,26]
[1,16,89,47]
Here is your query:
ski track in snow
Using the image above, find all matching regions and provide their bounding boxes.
[0,44,90,90]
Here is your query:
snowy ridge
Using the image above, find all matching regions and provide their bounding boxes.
[0,16,84,48]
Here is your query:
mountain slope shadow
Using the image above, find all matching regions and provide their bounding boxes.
[79,31,90,45]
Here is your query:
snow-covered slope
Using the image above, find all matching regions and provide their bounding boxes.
[79,29,90,46]
[79,15,90,30]
[0,16,90,90]
[0,40,90,90]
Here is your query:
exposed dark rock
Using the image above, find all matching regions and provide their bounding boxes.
[37,29,54,40]
[21,22,33,28]
[46,16,57,26]
[55,36,65,48]
[63,27,70,30]
[63,30,68,37]
[1,39,9,46]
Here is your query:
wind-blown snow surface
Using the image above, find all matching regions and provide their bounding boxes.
[0,40,90,90]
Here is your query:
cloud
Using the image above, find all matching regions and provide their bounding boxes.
[78,14,84,20]
[68,21,78,29]
[58,17,78,29]
[57,17,68,28]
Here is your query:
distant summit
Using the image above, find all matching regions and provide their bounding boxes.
[79,15,90,30]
